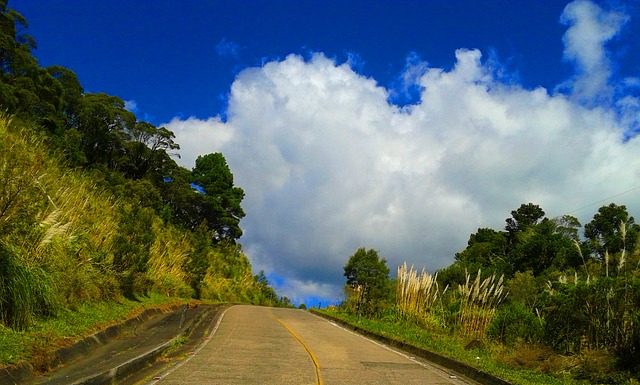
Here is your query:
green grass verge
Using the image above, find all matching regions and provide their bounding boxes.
[316,309,586,385]
[0,292,185,367]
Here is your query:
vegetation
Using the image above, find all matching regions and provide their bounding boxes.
[0,0,284,366]
[317,308,581,385]
[0,293,182,368]
[343,247,390,316]
[396,263,441,326]
[338,202,640,384]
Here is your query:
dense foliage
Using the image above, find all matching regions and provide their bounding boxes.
[343,247,390,316]
[0,1,283,331]
[341,202,640,383]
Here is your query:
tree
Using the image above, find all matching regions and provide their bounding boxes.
[0,1,37,80]
[455,228,508,270]
[552,215,581,241]
[343,247,390,316]
[112,205,156,298]
[191,153,245,241]
[121,121,179,179]
[505,203,545,234]
[505,216,582,275]
[47,65,83,130]
[584,203,639,259]
[186,222,213,299]
[74,93,135,167]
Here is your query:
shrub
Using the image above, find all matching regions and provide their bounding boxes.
[0,244,59,329]
[343,248,391,317]
[487,302,543,345]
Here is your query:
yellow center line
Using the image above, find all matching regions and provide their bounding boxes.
[275,317,324,385]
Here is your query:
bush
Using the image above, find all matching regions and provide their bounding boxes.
[573,349,627,385]
[488,302,543,345]
[0,244,59,329]
[615,282,640,373]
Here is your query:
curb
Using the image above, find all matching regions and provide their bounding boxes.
[66,304,225,385]
[67,335,177,385]
[310,309,512,385]
[0,302,189,385]
[54,303,186,369]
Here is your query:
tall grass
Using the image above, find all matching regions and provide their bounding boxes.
[201,246,260,303]
[457,269,507,337]
[0,114,61,328]
[0,115,133,327]
[396,263,443,325]
[0,244,58,330]
[0,113,276,329]
[147,218,193,297]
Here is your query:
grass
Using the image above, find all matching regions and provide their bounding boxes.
[316,308,588,385]
[162,334,189,357]
[396,263,441,323]
[0,292,184,368]
[457,270,506,337]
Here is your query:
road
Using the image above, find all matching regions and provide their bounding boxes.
[148,305,473,385]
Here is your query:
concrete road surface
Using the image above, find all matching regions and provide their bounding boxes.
[150,305,473,385]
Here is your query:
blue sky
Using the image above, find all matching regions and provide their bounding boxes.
[18,1,637,122]
[14,1,640,306]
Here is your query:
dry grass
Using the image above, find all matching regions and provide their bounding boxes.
[147,218,193,297]
[396,263,443,326]
[497,343,577,375]
[457,269,507,337]
[0,112,274,330]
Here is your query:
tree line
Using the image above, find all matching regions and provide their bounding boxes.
[0,1,245,242]
[343,202,640,383]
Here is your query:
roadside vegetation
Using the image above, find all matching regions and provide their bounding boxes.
[0,1,284,368]
[0,293,182,369]
[334,203,640,385]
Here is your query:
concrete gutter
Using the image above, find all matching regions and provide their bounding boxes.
[53,304,185,369]
[74,304,226,385]
[0,303,220,385]
[64,337,176,385]
[310,309,512,385]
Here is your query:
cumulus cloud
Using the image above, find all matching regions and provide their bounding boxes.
[163,116,234,168]
[164,0,640,303]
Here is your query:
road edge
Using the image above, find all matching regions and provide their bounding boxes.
[310,309,512,385]
[0,304,178,385]
[143,304,233,385]
[66,304,228,385]
[0,302,198,385]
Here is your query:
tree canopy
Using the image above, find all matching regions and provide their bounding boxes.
[584,203,639,259]
[344,247,390,316]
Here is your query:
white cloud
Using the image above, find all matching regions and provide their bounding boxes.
[124,99,138,113]
[164,0,640,303]
[163,116,234,168]
[559,0,628,104]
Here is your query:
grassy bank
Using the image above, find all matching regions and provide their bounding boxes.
[0,293,185,369]
[316,308,586,385]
